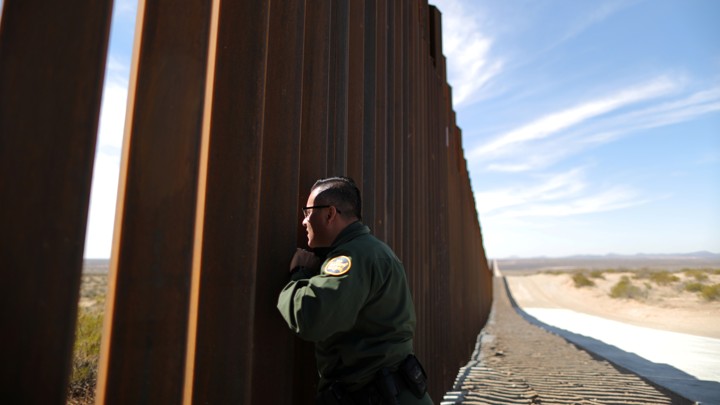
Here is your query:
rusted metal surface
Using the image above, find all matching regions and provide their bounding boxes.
[251,1,307,404]
[2,1,492,404]
[94,0,214,403]
[183,2,270,404]
[0,0,114,403]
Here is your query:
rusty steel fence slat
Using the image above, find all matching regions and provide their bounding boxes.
[346,0,365,192]
[251,2,308,404]
[327,0,350,176]
[0,0,114,403]
[184,1,270,404]
[295,2,334,399]
[0,1,493,403]
[374,0,388,243]
[94,0,215,403]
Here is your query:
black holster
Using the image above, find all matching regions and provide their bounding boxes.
[375,368,400,405]
[317,382,355,405]
[317,355,428,405]
[398,354,428,399]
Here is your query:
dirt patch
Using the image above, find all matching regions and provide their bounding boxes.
[506,270,720,338]
[78,274,108,314]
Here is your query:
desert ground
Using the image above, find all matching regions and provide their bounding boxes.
[80,257,720,339]
[80,266,720,338]
[78,274,107,314]
[76,263,718,404]
[505,269,720,339]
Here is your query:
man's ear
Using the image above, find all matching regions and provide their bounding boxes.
[327,206,339,222]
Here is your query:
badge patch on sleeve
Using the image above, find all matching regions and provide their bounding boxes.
[324,256,352,276]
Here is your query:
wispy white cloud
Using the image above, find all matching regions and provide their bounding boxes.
[497,187,651,219]
[84,62,130,258]
[451,38,503,106]
[478,82,720,173]
[469,76,678,160]
[580,86,720,145]
[115,0,137,15]
[85,153,121,258]
[476,167,652,220]
[105,56,130,78]
[469,78,719,248]
[554,1,639,48]
[432,1,634,108]
[483,143,580,173]
[431,0,503,106]
[476,168,587,215]
[97,70,129,155]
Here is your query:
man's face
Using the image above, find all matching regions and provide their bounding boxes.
[302,189,332,248]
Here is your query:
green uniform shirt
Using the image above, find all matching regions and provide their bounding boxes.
[277,221,417,391]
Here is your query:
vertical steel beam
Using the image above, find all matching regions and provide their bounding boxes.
[429,6,446,82]
[346,0,365,185]
[251,1,307,404]
[327,0,350,174]
[183,1,270,404]
[295,3,335,400]
[95,1,213,403]
[361,0,377,229]
[400,0,412,267]
[384,1,397,250]
[374,0,388,241]
[0,1,113,402]
[391,1,405,256]
[299,0,332,202]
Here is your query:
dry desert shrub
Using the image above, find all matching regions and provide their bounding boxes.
[700,284,720,301]
[610,276,647,300]
[67,274,106,404]
[564,266,720,304]
[685,281,720,301]
[648,270,680,286]
[683,268,710,282]
[588,270,606,279]
[572,272,595,288]
[67,310,102,404]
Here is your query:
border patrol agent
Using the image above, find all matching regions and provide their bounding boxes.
[277,177,433,404]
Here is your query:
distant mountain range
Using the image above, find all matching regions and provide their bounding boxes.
[84,252,720,274]
[494,251,720,273]
[82,258,110,273]
[560,251,719,260]
[500,251,719,260]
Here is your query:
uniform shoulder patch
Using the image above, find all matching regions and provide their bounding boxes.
[323,255,352,276]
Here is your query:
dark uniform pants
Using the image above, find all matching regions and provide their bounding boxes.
[397,390,433,404]
[316,388,432,405]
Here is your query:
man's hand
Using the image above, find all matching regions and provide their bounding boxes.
[289,248,321,272]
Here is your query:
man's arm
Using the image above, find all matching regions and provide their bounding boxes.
[288,248,321,279]
[277,253,370,342]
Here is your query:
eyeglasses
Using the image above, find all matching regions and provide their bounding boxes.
[302,205,341,218]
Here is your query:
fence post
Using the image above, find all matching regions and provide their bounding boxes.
[94,0,214,402]
[0,1,113,402]
[181,1,271,403]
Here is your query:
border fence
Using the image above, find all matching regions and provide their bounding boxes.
[0,1,493,403]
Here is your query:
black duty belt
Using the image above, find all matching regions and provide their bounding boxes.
[316,354,428,405]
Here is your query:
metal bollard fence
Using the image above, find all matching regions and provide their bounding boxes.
[0,1,493,404]
[0,0,114,403]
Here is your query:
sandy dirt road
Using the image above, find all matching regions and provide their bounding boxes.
[505,272,720,339]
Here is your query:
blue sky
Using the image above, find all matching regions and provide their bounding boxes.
[51,0,718,258]
[81,0,136,259]
[430,0,720,258]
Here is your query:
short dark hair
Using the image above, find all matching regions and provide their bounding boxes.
[311,176,362,220]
